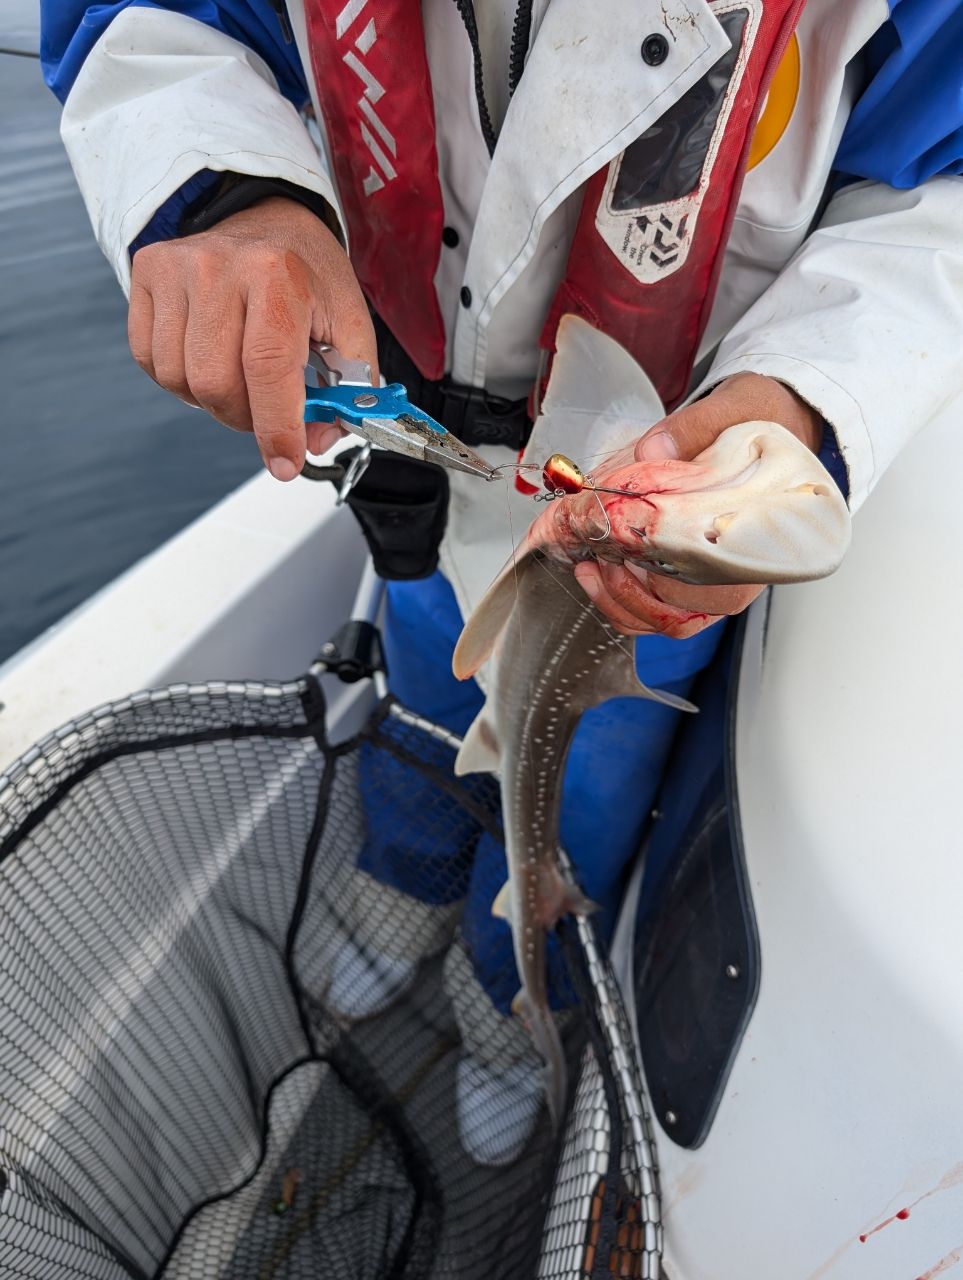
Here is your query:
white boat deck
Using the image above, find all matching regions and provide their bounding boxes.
[0,471,367,772]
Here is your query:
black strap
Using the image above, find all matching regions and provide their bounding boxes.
[373,313,533,452]
[304,446,449,581]
[178,172,342,241]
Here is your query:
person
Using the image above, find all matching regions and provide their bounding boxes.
[41,0,963,1165]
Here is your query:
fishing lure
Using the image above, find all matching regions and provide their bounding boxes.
[539,453,641,501]
[538,453,643,540]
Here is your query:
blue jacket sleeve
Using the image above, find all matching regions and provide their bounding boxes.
[835,0,963,187]
[41,0,309,106]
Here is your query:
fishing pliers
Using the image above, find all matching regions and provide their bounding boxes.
[302,344,498,500]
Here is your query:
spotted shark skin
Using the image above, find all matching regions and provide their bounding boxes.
[452,419,851,1124]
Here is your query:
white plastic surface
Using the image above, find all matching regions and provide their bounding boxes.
[633,393,963,1279]
[0,470,366,771]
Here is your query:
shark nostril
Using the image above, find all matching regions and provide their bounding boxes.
[704,529,720,544]
[789,482,831,498]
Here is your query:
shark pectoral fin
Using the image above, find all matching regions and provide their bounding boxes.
[491,880,514,925]
[586,645,698,714]
[454,708,501,776]
[452,551,537,680]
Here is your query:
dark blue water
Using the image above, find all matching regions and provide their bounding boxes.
[0,43,260,664]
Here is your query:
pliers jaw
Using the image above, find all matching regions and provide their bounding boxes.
[304,344,499,484]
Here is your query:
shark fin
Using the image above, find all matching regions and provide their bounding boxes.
[535,865,600,926]
[452,551,537,680]
[577,642,698,715]
[454,707,501,776]
[491,880,514,925]
[511,989,530,1022]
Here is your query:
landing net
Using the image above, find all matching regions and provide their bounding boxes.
[0,677,661,1278]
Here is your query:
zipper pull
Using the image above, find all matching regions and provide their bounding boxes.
[271,0,293,44]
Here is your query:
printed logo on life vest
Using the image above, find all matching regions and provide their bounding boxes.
[629,213,689,271]
[594,0,760,284]
[334,0,397,196]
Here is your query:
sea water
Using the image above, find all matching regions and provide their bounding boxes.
[0,40,259,664]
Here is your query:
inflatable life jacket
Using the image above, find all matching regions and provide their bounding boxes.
[303,0,804,409]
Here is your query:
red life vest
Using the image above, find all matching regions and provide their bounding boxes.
[303,0,803,403]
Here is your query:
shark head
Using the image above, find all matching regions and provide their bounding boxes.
[585,419,853,586]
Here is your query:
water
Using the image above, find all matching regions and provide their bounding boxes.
[0,35,261,664]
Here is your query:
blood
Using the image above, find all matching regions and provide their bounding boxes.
[914,1242,963,1280]
[858,1207,912,1243]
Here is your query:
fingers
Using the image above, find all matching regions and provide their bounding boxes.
[636,371,824,463]
[571,563,717,637]
[184,289,251,430]
[127,271,156,382]
[313,272,380,384]
[240,265,318,478]
[306,423,343,456]
[128,210,373,481]
[573,560,738,639]
[149,288,199,407]
[644,572,762,617]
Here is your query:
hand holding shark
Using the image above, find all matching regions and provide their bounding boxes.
[540,372,845,636]
[528,374,848,636]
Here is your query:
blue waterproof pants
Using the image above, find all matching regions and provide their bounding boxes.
[358,571,724,1015]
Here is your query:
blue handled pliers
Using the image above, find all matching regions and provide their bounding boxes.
[303,344,499,490]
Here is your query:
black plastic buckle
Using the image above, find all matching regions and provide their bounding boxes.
[438,379,532,450]
[316,621,385,683]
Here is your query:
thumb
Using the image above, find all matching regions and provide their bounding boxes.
[636,391,738,463]
[637,372,823,463]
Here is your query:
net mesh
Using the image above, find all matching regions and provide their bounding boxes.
[0,678,660,1279]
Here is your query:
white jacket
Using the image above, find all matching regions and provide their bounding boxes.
[50,0,963,611]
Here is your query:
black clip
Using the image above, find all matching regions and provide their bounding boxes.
[316,621,386,684]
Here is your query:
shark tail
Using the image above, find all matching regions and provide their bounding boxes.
[512,988,568,1131]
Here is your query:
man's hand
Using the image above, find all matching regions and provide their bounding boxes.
[128,197,377,480]
[571,373,825,636]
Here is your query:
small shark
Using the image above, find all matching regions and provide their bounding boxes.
[452,415,851,1125]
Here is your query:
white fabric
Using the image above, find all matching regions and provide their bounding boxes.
[474,0,518,133]
[449,0,729,390]
[59,0,963,605]
[60,8,343,295]
[703,177,963,512]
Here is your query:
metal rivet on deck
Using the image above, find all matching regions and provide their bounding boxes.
[664,1110,678,1127]
[725,963,741,980]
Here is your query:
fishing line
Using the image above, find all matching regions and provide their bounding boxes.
[530,550,643,674]
[499,466,545,820]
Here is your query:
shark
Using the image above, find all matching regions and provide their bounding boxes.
[450,322,851,1125]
